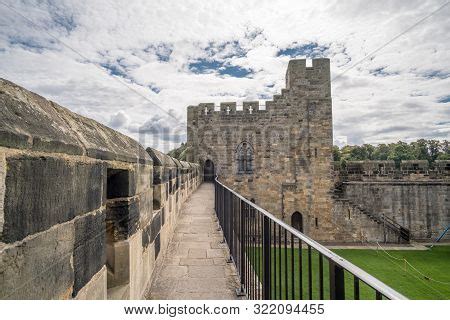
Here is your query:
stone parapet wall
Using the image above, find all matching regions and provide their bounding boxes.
[0,79,201,299]
[334,160,450,181]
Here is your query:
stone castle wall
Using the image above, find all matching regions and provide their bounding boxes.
[187,59,336,241]
[331,160,450,242]
[340,181,449,241]
[0,79,201,299]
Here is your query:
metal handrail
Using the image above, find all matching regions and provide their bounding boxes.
[215,177,408,300]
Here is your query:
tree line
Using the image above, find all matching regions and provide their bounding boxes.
[167,139,450,167]
[333,139,450,166]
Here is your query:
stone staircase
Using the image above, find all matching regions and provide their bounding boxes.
[333,183,410,243]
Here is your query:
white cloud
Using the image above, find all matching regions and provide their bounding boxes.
[0,0,449,153]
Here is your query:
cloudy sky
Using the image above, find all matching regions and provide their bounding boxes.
[1,0,449,151]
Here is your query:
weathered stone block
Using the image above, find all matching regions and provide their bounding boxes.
[135,164,152,194]
[106,198,139,241]
[74,266,107,300]
[154,233,161,259]
[0,222,74,299]
[73,210,106,297]
[139,190,153,228]
[2,156,104,243]
[141,222,152,249]
[106,240,130,288]
[150,211,162,244]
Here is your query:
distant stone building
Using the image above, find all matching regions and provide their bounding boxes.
[186,59,335,241]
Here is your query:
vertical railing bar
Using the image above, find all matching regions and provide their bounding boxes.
[245,202,248,297]
[248,206,251,300]
[308,245,312,300]
[284,228,288,300]
[319,254,324,300]
[354,276,360,300]
[291,233,295,300]
[329,260,345,300]
[273,222,276,299]
[253,208,256,300]
[244,204,250,297]
[239,199,245,295]
[262,216,271,299]
[299,238,303,300]
[253,207,256,300]
[278,224,282,300]
[230,193,234,261]
[246,202,249,298]
[258,212,261,299]
[376,291,383,300]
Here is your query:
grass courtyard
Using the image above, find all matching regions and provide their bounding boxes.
[249,245,450,300]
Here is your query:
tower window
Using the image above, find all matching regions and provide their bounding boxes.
[315,217,319,228]
[236,142,254,174]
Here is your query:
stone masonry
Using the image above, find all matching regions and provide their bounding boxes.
[0,78,201,299]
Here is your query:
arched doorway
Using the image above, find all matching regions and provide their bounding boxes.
[203,159,215,182]
[291,211,303,233]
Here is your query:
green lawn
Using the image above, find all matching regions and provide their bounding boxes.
[247,245,450,300]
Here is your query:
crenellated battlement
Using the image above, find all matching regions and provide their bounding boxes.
[187,58,331,121]
[188,101,268,117]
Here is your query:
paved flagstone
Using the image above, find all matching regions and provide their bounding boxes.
[147,183,241,300]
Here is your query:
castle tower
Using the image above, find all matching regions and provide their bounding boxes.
[186,59,335,241]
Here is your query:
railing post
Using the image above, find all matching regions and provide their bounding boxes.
[263,215,271,299]
[237,201,246,296]
[329,260,345,300]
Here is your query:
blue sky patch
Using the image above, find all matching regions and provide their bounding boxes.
[189,59,223,73]
[144,43,173,62]
[437,95,450,103]
[100,62,128,78]
[51,12,77,33]
[370,66,398,77]
[258,93,272,100]
[204,40,247,59]
[277,42,328,58]
[219,65,251,77]
[423,70,450,79]
[8,36,53,52]
[189,59,252,78]
[149,84,161,94]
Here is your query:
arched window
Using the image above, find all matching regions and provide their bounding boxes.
[236,142,253,174]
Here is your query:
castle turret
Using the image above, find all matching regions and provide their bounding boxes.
[285,58,331,98]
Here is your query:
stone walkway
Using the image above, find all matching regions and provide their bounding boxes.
[146,183,241,299]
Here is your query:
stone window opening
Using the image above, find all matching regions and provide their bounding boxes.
[106,168,131,199]
[236,142,254,174]
[315,217,319,228]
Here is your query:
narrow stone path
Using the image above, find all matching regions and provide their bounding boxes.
[147,183,241,299]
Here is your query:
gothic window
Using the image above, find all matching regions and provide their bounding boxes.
[236,142,254,174]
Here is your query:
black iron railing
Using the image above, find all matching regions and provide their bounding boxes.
[214,178,407,300]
